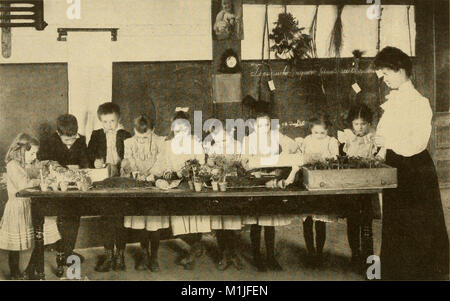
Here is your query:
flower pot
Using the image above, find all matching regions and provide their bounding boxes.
[59,182,69,192]
[194,181,203,192]
[211,181,219,192]
[265,179,277,189]
[188,180,194,191]
[40,183,49,192]
[219,182,227,192]
[79,182,90,192]
[50,182,59,192]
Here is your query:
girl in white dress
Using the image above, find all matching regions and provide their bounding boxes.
[121,115,168,272]
[338,104,377,268]
[204,126,244,271]
[150,110,209,270]
[241,111,299,272]
[298,115,339,265]
[0,133,60,279]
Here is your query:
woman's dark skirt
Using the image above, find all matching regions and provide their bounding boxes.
[381,149,449,280]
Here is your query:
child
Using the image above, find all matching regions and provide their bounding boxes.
[338,104,377,268]
[121,114,168,272]
[150,109,210,270]
[88,102,131,272]
[38,114,90,277]
[0,134,60,279]
[204,126,244,271]
[214,0,236,37]
[298,114,339,265]
[241,110,299,272]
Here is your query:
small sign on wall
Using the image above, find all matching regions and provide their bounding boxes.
[213,73,242,103]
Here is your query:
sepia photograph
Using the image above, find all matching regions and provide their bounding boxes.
[0,0,448,287]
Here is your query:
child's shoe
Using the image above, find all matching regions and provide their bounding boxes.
[113,249,126,271]
[216,254,229,271]
[252,252,267,272]
[266,256,283,271]
[95,249,114,272]
[229,254,244,271]
[135,250,149,271]
[56,252,65,278]
[149,256,160,272]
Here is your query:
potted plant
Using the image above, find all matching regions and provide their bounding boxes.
[192,166,203,192]
[181,159,201,191]
[214,155,231,192]
[210,168,221,192]
[269,12,312,67]
[49,179,59,192]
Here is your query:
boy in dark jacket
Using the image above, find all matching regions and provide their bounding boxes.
[88,102,131,272]
[38,114,90,277]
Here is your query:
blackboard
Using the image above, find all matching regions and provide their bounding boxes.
[0,63,68,170]
[112,62,214,137]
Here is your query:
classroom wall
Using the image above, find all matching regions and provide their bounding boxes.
[0,0,212,64]
[0,63,68,169]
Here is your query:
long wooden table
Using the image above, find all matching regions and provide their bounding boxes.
[17,186,384,280]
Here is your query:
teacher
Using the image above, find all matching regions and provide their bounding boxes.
[373,46,449,280]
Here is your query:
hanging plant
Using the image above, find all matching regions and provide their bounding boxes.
[269,12,312,67]
[309,5,326,96]
[328,5,344,58]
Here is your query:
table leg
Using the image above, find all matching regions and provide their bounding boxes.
[378,192,383,219]
[360,197,374,277]
[56,216,65,278]
[31,201,45,280]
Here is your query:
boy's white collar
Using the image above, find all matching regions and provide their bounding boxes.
[103,124,124,134]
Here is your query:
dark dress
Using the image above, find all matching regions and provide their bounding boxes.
[87,128,131,253]
[87,129,131,169]
[381,149,449,280]
[37,132,90,257]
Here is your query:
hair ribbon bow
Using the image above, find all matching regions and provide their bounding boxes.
[175,107,189,113]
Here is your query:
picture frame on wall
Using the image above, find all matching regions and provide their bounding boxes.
[212,0,243,40]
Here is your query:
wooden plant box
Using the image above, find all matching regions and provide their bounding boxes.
[302,164,397,191]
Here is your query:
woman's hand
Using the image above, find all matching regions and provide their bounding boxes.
[31,179,41,187]
[94,159,105,169]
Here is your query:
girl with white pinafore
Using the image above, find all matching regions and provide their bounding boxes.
[204,126,244,271]
[241,111,299,272]
[150,109,209,270]
[121,114,168,272]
